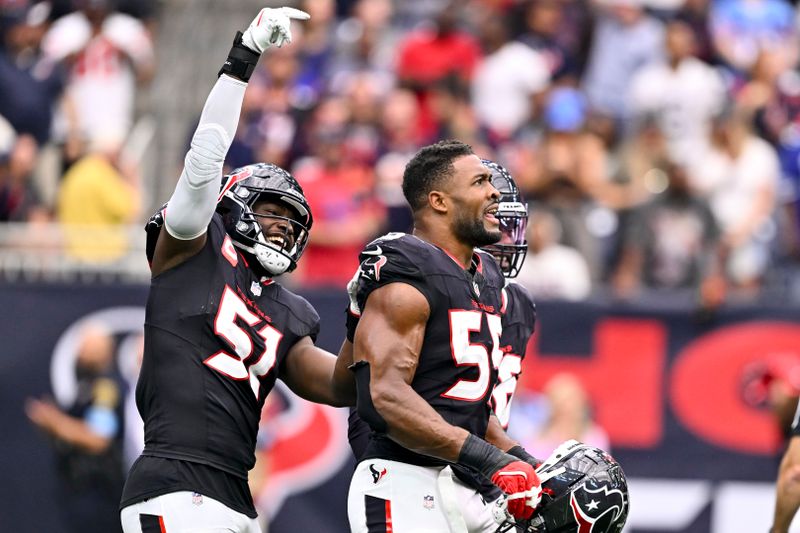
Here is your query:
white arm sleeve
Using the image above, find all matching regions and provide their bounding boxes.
[164,74,247,240]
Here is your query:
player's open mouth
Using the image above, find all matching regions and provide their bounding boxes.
[484,206,499,225]
[266,234,289,251]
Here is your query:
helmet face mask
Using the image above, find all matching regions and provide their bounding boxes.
[481,160,528,278]
[218,163,313,276]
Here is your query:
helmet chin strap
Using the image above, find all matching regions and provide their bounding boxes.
[254,241,291,275]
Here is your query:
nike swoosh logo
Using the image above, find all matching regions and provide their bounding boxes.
[362,245,383,256]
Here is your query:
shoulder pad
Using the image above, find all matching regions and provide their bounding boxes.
[502,281,537,328]
[355,233,431,310]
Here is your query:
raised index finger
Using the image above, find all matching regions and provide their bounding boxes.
[279,7,311,20]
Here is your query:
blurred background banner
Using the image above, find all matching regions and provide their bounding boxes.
[2,282,799,532]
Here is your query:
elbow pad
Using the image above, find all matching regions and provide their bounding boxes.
[352,361,388,434]
[164,124,230,239]
[183,124,229,188]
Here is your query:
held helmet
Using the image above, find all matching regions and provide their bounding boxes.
[504,440,629,533]
[481,159,528,278]
[217,163,313,276]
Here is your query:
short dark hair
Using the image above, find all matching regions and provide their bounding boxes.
[402,140,474,211]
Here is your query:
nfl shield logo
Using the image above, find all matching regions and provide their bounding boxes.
[250,281,262,296]
[423,495,435,510]
[192,492,203,506]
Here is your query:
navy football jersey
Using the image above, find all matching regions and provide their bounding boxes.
[449,281,537,499]
[122,214,319,514]
[491,281,537,429]
[352,233,505,467]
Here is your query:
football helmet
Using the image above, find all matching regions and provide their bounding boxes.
[495,440,629,533]
[481,159,528,278]
[217,162,312,275]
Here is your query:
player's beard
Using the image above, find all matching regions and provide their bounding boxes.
[453,212,502,248]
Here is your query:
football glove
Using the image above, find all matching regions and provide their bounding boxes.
[459,434,541,520]
[241,6,310,53]
[491,461,542,520]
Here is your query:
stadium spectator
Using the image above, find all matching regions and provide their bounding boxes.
[26,322,126,533]
[674,0,715,64]
[373,88,423,232]
[531,87,609,280]
[611,113,672,210]
[515,0,583,82]
[395,2,481,139]
[292,107,385,287]
[628,19,726,166]
[0,126,47,222]
[510,372,610,461]
[516,207,592,300]
[328,0,397,94]
[581,0,664,122]
[56,140,141,262]
[612,160,724,301]
[471,10,549,140]
[0,1,64,147]
[293,0,337,106]
[41,0,154,161]
[688,108,780,292]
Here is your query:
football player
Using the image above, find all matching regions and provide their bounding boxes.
[344,160,539,528]
[344,143,542,532]
[119,8,354,533]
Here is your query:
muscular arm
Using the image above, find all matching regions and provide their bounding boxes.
[773,437,800,532]
[355,282,470,462]
[485,412,519,453]
[282,337,356,407]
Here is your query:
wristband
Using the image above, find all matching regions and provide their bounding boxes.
[218,31,260,82]
[458,433,513,479]
[507,445,541,467]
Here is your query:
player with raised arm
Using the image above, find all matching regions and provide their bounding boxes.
[119,8,353,533]
[345,142,542,532]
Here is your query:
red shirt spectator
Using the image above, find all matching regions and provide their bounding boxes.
[293,134,385,287]
[396,8,482,140]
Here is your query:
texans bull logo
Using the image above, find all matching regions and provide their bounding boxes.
[361,254,387,282]
[569,483,628,533]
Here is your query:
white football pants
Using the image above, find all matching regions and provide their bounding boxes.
[347,459,499,533]
[120,491,261,533]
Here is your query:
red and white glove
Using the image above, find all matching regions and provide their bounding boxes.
[241,6,310,53]
[491,460,542,519]
[458,434,542,520]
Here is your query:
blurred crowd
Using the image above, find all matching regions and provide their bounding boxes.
[3,0,800,305]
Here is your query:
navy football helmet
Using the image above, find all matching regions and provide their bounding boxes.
[481,159,528,278]
[494,440,629,533]
[217,163,312,275]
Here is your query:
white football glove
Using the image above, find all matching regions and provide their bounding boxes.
[346,266,362,315]
[241,6,310,53]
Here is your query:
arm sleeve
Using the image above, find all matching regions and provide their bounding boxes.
[164,74,247,240]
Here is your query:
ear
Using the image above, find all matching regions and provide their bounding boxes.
[428,190,449,215]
